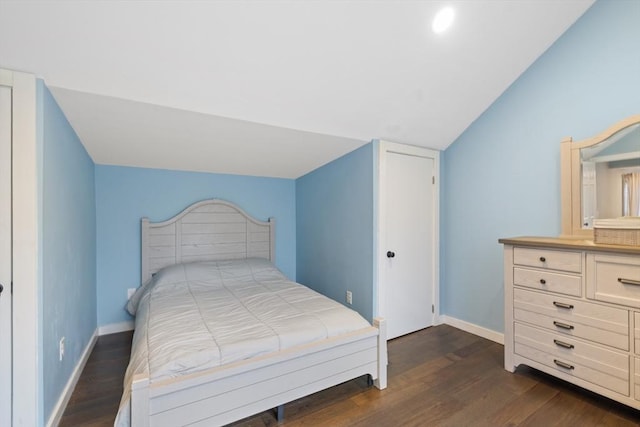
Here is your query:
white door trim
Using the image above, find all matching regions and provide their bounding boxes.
[0,73,13,427]
[6,69,40,427]
[375,140,440,326]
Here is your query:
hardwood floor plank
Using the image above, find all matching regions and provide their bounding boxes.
[486,382,559,425]
[61,325,640,426]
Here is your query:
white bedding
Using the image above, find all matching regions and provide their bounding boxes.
[115,258,371,426]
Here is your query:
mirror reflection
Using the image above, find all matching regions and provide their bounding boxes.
[581,123,640,228]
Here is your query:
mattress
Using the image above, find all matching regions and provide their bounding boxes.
[115,258,371,426]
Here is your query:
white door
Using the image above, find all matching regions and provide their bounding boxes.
[0,83,12,427]
[378,142,439,339]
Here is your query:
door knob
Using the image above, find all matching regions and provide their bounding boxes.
[387,251,395,258]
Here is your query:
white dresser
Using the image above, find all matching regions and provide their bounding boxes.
[501,237,640,408]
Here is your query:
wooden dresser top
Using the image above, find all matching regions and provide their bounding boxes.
[499,236,640,255]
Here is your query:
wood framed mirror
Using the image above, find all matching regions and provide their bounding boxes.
[561,114,640,238]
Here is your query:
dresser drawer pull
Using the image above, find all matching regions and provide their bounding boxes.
[539,279,546,284]
[553,339,574,349]
[618,278,640,286]
[553,359,574,370]
[552,301,574,310]
[539,256,546,262]
[553,321,574,330]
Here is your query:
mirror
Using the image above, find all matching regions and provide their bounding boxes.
[581,123,640,227]
[561,114,640,238]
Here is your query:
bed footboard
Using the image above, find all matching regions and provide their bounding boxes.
[129,319,387,427]
[131,375,150,427]
[373,317,388,389]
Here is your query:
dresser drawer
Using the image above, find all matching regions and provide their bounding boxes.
[514,323,629,396]
[514,247,582,273]
[515,322,629,396]
[514,288,629,350]
[514,267,581,297]
[587,253,640,308]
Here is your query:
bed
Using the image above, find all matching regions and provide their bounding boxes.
[116,199,387,427]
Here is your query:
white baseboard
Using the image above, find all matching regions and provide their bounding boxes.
[438,315,504,345]
[98,320,134,336]
[46,329,98,427]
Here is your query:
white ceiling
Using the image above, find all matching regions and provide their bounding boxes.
[0,0,595,179]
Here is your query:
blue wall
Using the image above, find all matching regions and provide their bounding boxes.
[95,165,296,326]
[296,143,375,321]
[39,82,97,424]
[441,0,640,333]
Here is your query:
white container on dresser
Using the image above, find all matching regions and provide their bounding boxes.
[500,236,640,409]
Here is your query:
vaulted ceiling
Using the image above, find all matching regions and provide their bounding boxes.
[0,0,595,178]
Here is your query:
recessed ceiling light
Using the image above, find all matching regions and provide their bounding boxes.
[432,6,455,34]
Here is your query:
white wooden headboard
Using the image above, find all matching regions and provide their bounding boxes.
[141,199,275,283]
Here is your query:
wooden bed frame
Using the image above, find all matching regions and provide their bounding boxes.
[130,199,387,426]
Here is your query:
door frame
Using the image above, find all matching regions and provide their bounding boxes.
[375,140,440,328]
[0,72,13,427]
[0,68,40,426]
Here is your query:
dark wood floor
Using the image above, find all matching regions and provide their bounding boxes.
[61,325,640,426]
[60,330,133,427]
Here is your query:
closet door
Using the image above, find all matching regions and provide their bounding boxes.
[377,141,439,339]
[0,81,12,427]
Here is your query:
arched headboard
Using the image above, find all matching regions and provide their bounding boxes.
[141,199,275,283]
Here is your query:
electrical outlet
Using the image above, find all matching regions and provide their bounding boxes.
[346,290,353,305]
[59,337,65,361]
[127,288,136,300]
